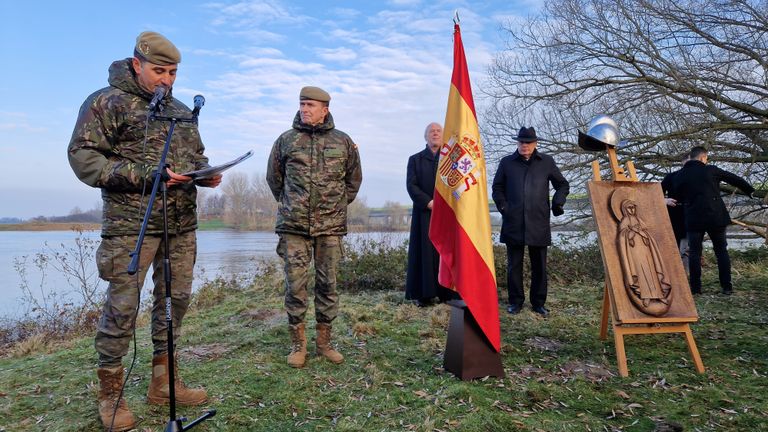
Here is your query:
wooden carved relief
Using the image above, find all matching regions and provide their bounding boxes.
[610,188,672,316]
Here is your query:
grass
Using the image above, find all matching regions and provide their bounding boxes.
[0,248,766,431]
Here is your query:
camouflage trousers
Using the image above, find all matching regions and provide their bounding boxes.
[94,231,196,368]
[276,233,342,325]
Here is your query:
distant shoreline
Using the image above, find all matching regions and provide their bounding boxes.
[0,222,407,233]
[0,222,101,232]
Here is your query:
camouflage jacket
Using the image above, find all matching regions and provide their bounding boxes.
[68,58,210,237]
[267,112,363,236]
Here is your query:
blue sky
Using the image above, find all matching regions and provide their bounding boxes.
[0,0,540,219]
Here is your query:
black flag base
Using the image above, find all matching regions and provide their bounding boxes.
[443,300,505,380]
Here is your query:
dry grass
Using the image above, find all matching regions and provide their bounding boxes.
[394,303,423,322]
[8,333,49,358]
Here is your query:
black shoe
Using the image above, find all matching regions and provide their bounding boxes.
[691,288,702,295]
[414,299,428,307]
[507,304,522,315]
[531,306,549,317]
[722,289,733,296]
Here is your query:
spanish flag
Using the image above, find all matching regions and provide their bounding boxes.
[429,22,500,351]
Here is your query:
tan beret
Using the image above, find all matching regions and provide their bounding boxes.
[134,31,181,65]
[299,86,331,102]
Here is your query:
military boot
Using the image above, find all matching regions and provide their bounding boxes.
[147,354,208,406]
[287,323,307,368]
[97,366,137,432]
[316,323,344,364]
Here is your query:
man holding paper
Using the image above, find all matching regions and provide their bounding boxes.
[68,31,220,431]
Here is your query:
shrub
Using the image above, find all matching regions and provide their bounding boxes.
[338,237,408,292]
[493,242,604,289]
[1,228,103,353]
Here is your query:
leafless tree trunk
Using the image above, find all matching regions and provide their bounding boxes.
[251,173,278,230]
[348,196,371,228]
[221,171,255,229]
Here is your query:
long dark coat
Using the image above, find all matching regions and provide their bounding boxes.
[661,169,687,243]
[405,147,450,301]
[672,160,754,231]
[491,150,569,246]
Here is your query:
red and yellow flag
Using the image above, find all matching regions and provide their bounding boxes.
[429,22,500,351]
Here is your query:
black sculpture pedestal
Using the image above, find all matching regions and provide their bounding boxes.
[443,300,504,380]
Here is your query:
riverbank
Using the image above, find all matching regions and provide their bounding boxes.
[0,221,410,232]
[1,245,766,430]
[1,220,763,239]
[0,222,101,231]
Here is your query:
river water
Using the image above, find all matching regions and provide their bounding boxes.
[0,230,408,319]
[1,229,762,319]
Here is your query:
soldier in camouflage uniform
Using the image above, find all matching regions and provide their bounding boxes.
[68,31,221,432]
[267,86,363,368]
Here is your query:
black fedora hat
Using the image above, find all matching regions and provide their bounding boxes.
[516,127,538,143]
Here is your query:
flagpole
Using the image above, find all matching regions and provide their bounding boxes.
[438,20,504,377]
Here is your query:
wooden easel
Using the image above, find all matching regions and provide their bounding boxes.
[590,147,705,377]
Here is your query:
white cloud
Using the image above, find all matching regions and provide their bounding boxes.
[0,0,531,218]
[195,1,499,206]
[0,112,48,133]
[388,0,422,6]
[207,0,310,27]
[331,8,362,20]
[316,47,358,62]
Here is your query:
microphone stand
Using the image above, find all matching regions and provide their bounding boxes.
[127,105,216,432]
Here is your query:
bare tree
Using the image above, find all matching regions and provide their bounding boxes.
[205,194,226,220]
[221,171,255,229]
[484,0,768,231]
[196,189,227,222]
[251,173,278,229]
[347,195,371,228]
[381,200,409,231]
[196,188,211,220]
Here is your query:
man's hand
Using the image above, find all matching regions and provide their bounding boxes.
[196,174,223,188]
[552,204,564,216]
[665,198,677,207]
[166,168,193,186]
[427,200,433,210]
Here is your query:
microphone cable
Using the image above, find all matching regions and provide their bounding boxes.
[107,111,154,432]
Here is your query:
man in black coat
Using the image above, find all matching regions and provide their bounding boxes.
[491,127,569,316]
[405,122,457,306]
[661,155,690,274]
[672,146,754,295]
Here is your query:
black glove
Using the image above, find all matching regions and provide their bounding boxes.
[552,205,564,216]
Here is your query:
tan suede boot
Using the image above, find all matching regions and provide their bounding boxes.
[147,354,208,406]
[316,323,344,364]
[287,323,307,368]
[97,366,137,432]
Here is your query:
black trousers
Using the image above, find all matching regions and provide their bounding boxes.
[506,244,548,308]
[687,227,731,292]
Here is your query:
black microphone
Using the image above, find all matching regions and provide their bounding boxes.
[147,85,168,111]
[192,95,205,117]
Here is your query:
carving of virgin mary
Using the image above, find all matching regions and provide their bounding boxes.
[613,190,672,316]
